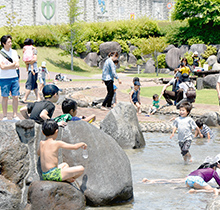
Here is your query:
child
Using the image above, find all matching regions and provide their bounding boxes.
[38,61,50,91]
[130,81,141,114]
[148,94,160,115]
[195,119,214,140]
[170,102,203,163]
[20,84,66,126]
[112,84,117,107]
[37,119,87,182]
[23,38,37,75]
[54,98,96,123]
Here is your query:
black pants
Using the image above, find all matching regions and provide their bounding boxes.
[163,89,183,105]
[102,80,114,107]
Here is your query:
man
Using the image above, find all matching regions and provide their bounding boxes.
[0,35,20,121]
[161,72,183,106]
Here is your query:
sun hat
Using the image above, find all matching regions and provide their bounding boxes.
[41,61,46,67]
[194,51,198,55]
[134,81,141,86]
[42,84,61,99]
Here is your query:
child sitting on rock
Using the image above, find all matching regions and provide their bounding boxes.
[148,94,160,115]
[37,119,87,182]
[130,81,141,114]
[54,98,96,123]
[195,119,214,140]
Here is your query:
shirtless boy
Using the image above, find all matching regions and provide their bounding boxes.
[37,119,87,182]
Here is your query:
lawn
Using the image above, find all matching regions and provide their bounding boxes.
[17,47,102,77]
[139,86,219,105]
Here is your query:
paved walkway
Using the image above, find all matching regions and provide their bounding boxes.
[1,69,219,123]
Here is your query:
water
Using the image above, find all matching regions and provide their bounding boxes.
[87,128,220,210]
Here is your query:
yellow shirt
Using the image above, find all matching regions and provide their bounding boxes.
[180,66,190,75]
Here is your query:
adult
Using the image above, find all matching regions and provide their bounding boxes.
[0,35,20,121]
[161,72,183,106]
[176,73,196,109]
[216,74,220,105]
[178,58,191,76]
[101,52,121,111]
[21,38,40,103]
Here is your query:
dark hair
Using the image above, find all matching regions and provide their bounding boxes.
[1,35,12,47]
[133,77,140,83]
[179,102,192,115]
[108,51,119,57]
[153,94,159,100]
[195,119,203,128]
[181,57,188,65]
[62,98,77,114]
[198,162,217,170]
[113,59,119,65]
[24,38,34,46]
[42,119,58,136]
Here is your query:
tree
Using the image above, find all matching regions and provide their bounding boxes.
[172,0,220,27]
[68,0,81,71]
[138,37,167,76]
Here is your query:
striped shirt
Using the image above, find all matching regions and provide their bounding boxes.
[200,124,214,139]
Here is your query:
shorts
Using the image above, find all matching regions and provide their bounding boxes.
[0,77,20,97]
[185,176,208,187]
[39,77,46,85]
[178,140,192,156]
[25,71,38,90]
[42,167,62,181]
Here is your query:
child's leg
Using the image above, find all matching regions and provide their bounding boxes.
[61,165,84,182]
[183,152,192,162]
[189,184,219,195]
[136,102,141,114]
[25,63,29,71]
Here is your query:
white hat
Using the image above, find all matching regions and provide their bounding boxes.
[213,154,220,163]
[194,51,198,55]
[41,61,46,67]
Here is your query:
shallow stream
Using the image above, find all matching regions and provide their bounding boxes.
[88,127,220,210]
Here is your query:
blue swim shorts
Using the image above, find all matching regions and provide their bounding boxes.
[0,77,20,97]
[39,77,46,85]
[185,176,208,187]
[42,167,62,182]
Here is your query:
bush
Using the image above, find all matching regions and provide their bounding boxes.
[157,54,167,68]
[201,45,217,59]
[183,51,193,65]
[113,39,129,53]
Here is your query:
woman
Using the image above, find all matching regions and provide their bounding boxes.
[101,52,121,111]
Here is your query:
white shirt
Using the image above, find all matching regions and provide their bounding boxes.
[179,81,195,98]
[217,74,220,83]
[0,48,18,79]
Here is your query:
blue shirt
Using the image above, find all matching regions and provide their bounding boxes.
[102,58,118,81]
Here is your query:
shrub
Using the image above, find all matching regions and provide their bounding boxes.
[157,54,167,68]
[113,39,129,53]
[183,51,193,65]
[187,37,204,46]
[201,45,217,59]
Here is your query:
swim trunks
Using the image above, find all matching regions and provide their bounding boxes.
[42,167,62,181]
[178,140,192,156]
[185,176,208,187]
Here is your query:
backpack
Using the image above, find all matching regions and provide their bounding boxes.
[186,83,196,99]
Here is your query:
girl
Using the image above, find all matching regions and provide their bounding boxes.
[101,52,121,111]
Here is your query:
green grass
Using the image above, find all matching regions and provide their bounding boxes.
[128,73,173,78]
[17,47,102,77]
[133,86,219,105]
[0,105,23,112]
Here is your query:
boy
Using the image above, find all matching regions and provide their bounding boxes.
[54,98,96,123]
[38,61,50,91]
[37,119,87,182]
[148,94,160,115]
[170,102,203,163]
[130,81,141,114]
[112,84,117,107]
[20,84,65,126]
[195,119,214,140]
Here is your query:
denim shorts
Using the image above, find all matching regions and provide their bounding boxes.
[39,77,46,85]
[0,77,20,97]
[185,176,208,187]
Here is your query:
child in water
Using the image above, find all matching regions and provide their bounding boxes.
[194,119,214,140]
[170,102,203,163]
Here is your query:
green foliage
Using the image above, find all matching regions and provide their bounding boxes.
[4,12,21,36]
[132,48,142,59]
[201,45,217,59]
[136,59,143,65]
[187,37,204,46]
[90,41,103,53]
[113,39,129,53]
[183,51,193,65]
[157,54,167,68]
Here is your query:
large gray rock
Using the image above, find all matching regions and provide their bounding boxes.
[130,45,137,53]
[203,74,219,89]
[179,45,189,58]
[212,62,220,71]
[189,44,207,57]
[144,58,155,73]
[119,53,128,66]
[127,53,137,65]
[165,48,180,70]
[98,57,108,69]
[0,122,30,187]
[79,42,92,59]
[0,175,22,210]
[61,121,133,206]
[27,181,85,210]
[206,55,217,66]
[196,78,204,90]
[100,102,145,149]
[163,44,175,53]
[84,52,99,67]
[200,112,220,126]
[217,49,220,63]
[99,42,121,58]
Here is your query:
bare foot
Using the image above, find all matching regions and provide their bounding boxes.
[188,189,196,194]
[66,178,75,183]
[142,178,149,183]
[213,188,219,195]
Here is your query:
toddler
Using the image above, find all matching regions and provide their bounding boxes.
[148,94,160,115]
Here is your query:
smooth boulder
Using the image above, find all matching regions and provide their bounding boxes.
[189,44,207,56]
[27,181,85,210]
[203,74,218,89]
[100,102,145,149]
[200,112,220,126]
[99,42,121,58]
[84,52,99,67]
[61,121,133,206]
[206,55,217,67]
[165,48,180,70]
[144,58,155,73]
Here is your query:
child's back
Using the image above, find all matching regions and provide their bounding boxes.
[23,45,34,62]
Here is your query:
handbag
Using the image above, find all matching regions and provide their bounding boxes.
[0,50,13,63]
[186,83,196,99]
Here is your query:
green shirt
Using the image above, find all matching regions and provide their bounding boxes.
[153,100,160,109]
[54,113,72,122]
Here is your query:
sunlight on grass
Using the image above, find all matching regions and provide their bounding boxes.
[17,47,102,77]
[0,105,22,113]
[128,73,173,78]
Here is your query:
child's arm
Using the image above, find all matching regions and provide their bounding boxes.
[207,132,211,140]
[82,114,96,123]
[170,127,177,139]
[129,90,134,103]
[58,141,87,150]
[39,109,50,120]
[194,129,199,138]
[137,90,141,104]
[20,106,30,119]
[195,127,203,138]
